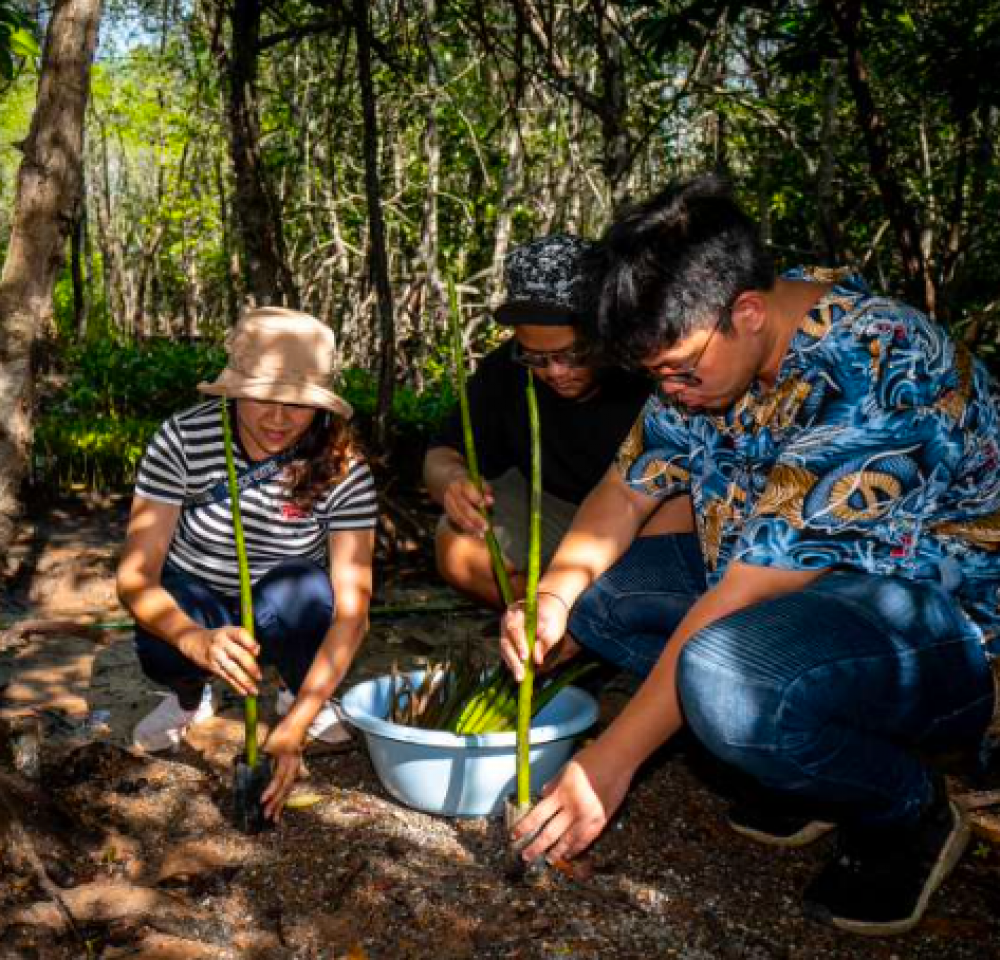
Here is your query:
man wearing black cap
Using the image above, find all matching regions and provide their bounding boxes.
[424,234,675,607]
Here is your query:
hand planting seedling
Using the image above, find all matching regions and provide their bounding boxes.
[447,292,549,864]
[338,284,597,821]
[221,399,273,835]
[504,369,545,879]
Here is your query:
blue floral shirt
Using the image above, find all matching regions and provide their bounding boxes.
[616,267,1000,644]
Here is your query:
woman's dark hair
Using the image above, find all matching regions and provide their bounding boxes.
[585,174,775,367]
[283,412,359,511]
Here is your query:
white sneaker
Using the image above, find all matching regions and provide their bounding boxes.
[133,687,214,753]
[276,687,351,745]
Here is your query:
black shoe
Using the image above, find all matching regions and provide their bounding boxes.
[802,778,970,935]
[727,800,835,848]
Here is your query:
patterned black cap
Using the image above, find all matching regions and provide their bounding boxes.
[494,234,595,326]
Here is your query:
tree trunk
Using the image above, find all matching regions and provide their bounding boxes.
[215,152,241,327]
[354,0,395,446]
[227,0,298,308]
[91,115,126,336]
[0,0,102,554]
[826,0,933,313]
[69,188,90,340]
[416,0,441,301]
[595,1,630,205]
[491,122,523,292]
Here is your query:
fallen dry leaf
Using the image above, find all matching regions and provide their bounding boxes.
[286,790,326,810]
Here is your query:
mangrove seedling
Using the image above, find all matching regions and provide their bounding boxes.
[446,277,514,606]
[505,370,543,879]
[385,651,596,734]
[221,399,273,834]
[515,369,542,810]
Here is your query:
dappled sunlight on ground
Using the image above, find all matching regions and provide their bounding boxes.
[1,499,999,957]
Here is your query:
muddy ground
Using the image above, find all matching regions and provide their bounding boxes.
[1,494,999,960]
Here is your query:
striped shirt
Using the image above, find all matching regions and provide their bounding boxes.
[135,399,377,595]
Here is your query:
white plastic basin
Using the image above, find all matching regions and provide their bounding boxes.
[340,671,598,817]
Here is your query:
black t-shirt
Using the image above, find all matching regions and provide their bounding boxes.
[431,340,651,504]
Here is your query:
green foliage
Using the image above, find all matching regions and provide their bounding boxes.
[339,366,456,439]
[35,337,225,492]
[48,337,227,421]
[0,1,38,86]
[387,658,597,735]
[33,414,155,493]
[10,0,1000,503]
[34,338,457,493]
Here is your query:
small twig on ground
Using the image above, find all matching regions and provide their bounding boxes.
[329,856,369,910]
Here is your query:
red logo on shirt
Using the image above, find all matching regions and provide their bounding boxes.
[281,503,307,521]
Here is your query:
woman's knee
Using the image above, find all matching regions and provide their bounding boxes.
[255,559,334,639]
[257,559,331,599]
[135,630,207,686]
[160,566,233,629]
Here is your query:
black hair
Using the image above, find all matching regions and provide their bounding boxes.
[584,174,775,367]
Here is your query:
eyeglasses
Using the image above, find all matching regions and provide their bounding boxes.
[511,340,591,370]
[641,308,730,387]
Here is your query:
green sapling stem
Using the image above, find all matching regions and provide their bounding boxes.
[221,399,260,770]
[446,277,514,606]
[516,371,542,810]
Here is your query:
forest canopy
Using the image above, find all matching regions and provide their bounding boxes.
[1,0,999,494]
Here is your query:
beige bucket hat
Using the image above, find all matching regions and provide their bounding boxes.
[198,306,353,419]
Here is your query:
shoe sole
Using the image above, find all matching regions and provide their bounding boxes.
[825,802,970,936]
[729,819,836,848]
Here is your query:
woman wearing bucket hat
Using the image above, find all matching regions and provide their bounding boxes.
[117,307,376,819]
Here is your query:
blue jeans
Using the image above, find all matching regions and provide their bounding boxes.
[569,534,996,826]
[135,559,334,709]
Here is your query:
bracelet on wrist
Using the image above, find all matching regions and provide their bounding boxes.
[507,591,571,614]
[536,590,570,613]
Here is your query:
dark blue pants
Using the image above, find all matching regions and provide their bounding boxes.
[569,534,996,826]
[135,560,334,709]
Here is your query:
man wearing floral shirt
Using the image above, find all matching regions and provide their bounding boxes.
[501,175,999,935]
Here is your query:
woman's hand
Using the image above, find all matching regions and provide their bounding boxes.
[261,720,307,821]
[500,592,572,681]
[510,741,635,862]
[442,477,493,536]
[181,626,261,696]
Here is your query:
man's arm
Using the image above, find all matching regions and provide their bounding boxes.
[513,561,826,861]
[545,466,659,598]
[501,466,661,678]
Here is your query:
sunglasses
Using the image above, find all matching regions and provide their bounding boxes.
[511,341,591,370]
[640,307,731,387]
